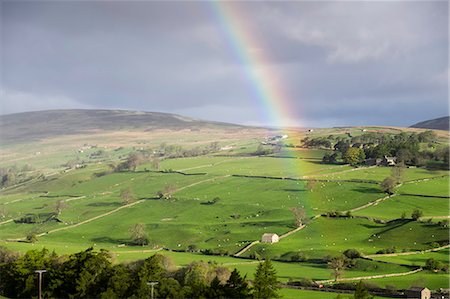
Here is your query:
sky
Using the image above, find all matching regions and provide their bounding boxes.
[1,0,448,128]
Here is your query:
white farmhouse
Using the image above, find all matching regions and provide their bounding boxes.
[261,233,279,243]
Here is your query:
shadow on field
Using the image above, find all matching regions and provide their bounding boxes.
[351,187,381,194]
[91,236,130,244]
[283,188,306,192]
[87,202,122,207]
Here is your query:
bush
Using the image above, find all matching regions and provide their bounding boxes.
[411,209,423,220]
[343,249,361,259]
[287,277,314,287]
[290,252,307,262]
[376,247,396,254]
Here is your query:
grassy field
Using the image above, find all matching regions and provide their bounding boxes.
[353,195,450,220]
[371,248,450,267]
[1,124,449,294]
[243,217,448,259]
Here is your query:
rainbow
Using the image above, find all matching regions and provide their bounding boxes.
[209,1,300,129]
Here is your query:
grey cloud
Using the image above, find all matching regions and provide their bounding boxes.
[1,1,448,127]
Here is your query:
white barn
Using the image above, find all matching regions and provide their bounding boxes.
[261,233,279,243]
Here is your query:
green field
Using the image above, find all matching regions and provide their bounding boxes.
[1,124,449,295]
[353,195,449,220]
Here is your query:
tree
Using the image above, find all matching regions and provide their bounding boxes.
[26,232,37,243]
[129,223,148,246]
[328,256,346,282]
[354,280,373,299]
[151,157,160,171]
[55,199,68,216]
[411,209,423,221]
[120,188,135,205]
[391,163,406,184]
[223,269,250,298]
[323,153,338,164]
[56,248,111,298]
[334,140,350,155]
[115,152,144,172]
[289,207,306,227]
[305,180,317,191]
[343,148,366,166]
[252,259,280,298]
[343,249,361,259]
[380,177,396,195]
[162,184,178,199]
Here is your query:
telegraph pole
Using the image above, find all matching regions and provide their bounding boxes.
[35,270,47,299]
[146,281,158,299]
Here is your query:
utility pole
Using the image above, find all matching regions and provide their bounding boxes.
[35,270,47,299]
[146,281,158,299]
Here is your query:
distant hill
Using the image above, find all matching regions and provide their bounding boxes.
[410,116,449,131]
[0,109,246,142]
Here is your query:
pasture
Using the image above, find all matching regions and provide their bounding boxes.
[1,125,449,294]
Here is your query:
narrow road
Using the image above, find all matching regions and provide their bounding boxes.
[315,268,423,284]
[347,194,396,213]
[234,241,260,257]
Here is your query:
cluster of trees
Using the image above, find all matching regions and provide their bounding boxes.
[425,258,449,272]
[159,142,221,158]
[253,144,275,156]
[0,247,280,299]
[0,165,37,188]
[380,163,405,194]
[308,131,447,167]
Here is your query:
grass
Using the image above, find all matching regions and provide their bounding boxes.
[243,217,449,259]
[398,176,450,197]
[353,195,450,220]
[360,270,450,290]
[371,248,450,267]
[1,124,448,291]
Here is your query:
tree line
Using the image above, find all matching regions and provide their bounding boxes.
[302,131,448,167]
[0,247,281,299]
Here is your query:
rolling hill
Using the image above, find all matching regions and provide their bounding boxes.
[410,116,449,131]
[0,109,247,142]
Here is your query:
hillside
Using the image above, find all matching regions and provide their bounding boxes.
[0,109,247,142]
[410,116,449,131]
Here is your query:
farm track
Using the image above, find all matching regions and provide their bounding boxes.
[315,267,423,284]
[347,194,397,213]
[364,244,450,258]
[36,199,146,237]
[234,215,321,257]
[0,219,13,225]
[234,240,260,257]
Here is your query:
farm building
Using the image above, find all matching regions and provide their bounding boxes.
[382,156,397,166]
[261,233,279,243]
[405,287,430,299]
[365,156,397,166]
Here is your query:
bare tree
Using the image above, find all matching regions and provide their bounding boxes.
[151,157,160,171]
[120,188,135,205]
[290,207,307,227]
[391,162,406,184]
[162,184,178,199]
[129,223,148,246]
[328,256,346,282]
[55,199,68,216]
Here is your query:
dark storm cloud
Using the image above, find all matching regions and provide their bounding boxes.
[1,1,448,127]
